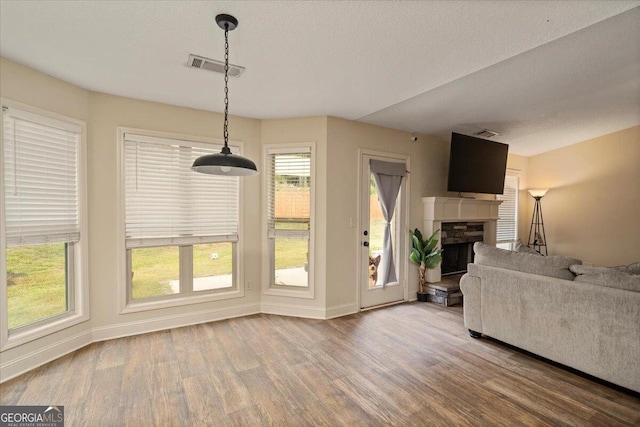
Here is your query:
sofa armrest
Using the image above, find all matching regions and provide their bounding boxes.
[460,272,482,333]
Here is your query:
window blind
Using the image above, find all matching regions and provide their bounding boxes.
[496,172,519,244]
[267,148,311,239]
[124,133,239,248]
[2,107,81,247]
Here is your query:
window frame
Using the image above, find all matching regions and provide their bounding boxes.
[0,99,89,351]
[496,169,520,251]
[262,142,316,299]
[117,128,245,313]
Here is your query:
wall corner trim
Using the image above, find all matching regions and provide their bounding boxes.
[260,302,326,319]
[325,303,358,319]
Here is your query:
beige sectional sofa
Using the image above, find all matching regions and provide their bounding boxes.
[460,242,640,393]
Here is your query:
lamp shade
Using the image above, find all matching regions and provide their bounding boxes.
[528,188,548,198]
[191,151,258,176]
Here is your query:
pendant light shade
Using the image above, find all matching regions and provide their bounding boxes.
[192,147,258,176]
[192,14,258,177]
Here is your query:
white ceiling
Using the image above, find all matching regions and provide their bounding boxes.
[1,1,639,156]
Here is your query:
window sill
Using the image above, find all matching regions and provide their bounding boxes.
[2,311,90,351]
[121,287,244,314]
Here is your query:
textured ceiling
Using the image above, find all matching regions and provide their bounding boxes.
[1,1,639,156]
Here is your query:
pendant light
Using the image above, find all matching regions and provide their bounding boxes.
[192,14,258,176]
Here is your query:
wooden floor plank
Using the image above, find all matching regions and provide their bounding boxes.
[208,366,253,414]
[182,374,226,425]
[95,337,127,370]
[71,365,123,427]
[1,302,638,426]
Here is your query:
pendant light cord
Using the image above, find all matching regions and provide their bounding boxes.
[222,23,231,154]
[192,14,258,175]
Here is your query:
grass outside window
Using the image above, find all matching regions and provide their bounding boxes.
[8,237,312,322]
[130,246,180,299]
[130,243,237,300]
[6,243,68,330]
[274,222,309,270]
[193,242,233,291]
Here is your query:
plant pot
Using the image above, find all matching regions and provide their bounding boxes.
[417,292,429,302]
[425,268,440,284]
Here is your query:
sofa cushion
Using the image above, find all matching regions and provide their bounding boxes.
[515,238,542,255]
[613,262,640,275]
[473,242,580,281]
[570,264,640,292]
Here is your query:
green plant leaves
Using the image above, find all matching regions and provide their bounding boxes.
[425,231,439,253]
[409,248,421,264]
[409,228,443,269]
[425,251,442,269]
[413,228,423,243]
[411,235,424,257]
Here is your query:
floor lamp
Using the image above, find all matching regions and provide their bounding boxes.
[527,189,548,255]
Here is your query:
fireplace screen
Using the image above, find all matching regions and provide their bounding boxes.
[440,222,483,276]
[441,242,474,275]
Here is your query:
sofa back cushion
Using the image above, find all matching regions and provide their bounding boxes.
[570,264,640,292]
[473,242,581,281]
[614,262,640,275]
[515,238,542,255]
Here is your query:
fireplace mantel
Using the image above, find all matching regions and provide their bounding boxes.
[422,197,502,282]
[423,197,502,222]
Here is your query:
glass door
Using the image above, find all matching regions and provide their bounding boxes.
[360,153,407,308]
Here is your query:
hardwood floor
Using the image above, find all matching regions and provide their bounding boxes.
[1,302,639,426]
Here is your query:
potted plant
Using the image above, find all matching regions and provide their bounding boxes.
[409,228,443,302]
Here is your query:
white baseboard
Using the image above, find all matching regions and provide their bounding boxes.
[92,303,261,342]
[0,329,92,383]
[260,302,326,319]
[260,302,359,320]
[325,303,358,319]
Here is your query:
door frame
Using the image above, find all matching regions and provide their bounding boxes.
[356,149,411,310]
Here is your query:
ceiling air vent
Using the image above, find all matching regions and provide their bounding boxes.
[187,54,245,77]
[473,129,499,138]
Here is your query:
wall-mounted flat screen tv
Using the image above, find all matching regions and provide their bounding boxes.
[447,132,509,195]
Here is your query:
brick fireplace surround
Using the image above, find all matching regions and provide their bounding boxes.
[422,197,502,283]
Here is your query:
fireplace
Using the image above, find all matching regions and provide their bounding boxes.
[440,222,483,276]
[422,197,502,283]
[441,243,473,275]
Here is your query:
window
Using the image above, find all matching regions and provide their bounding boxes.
[1,103,88,347]
[496,170,519,250]
[265,145,314,296]
[122,132,240,307]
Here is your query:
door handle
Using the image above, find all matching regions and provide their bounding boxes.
[363,241,369,247]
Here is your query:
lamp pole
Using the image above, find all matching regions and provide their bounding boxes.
[527,189,548,255]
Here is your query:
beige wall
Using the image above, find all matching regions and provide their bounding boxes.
[260,117,328,314]
[0,57,265,380]
[0,57,94,377]
[325,117,449,309]
[525,126,640,266]
[87,93,263,329]
[0,57,90,121]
